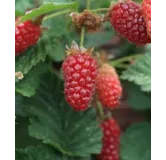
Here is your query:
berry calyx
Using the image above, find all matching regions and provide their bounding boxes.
[109,0,151,45]
[70,10,102,31]
[97,118,121,160]
[142,0,151,37]
[96,64,122,109]
[62,42,97,111]
[15,18,41,56]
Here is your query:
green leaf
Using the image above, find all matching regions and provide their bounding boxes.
[46,38,66,61]
[16,76,39,97]
[15,94,27,117]
[43,16,68,37]
[15,62,48,97]
[15,0,35,13]
[41,16,73,61]
[19,1,78,22]
[42,32,78,62]
[16,146,57,160]
[16,146,93,160]
[85,30,115,48]
[24,72,102,156]
[15,117,41,148]
[90,0,112,9]
[121,53,151,92]
[120,122,151,160]
[124,82,151,110]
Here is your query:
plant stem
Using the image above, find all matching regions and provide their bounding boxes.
[86,0,91,9]
[79,0,91,47]
[111,53,143,67]
[80,27,85,48]
[91,8,109,12]
[96,101,105,120]
[43,9,72,21]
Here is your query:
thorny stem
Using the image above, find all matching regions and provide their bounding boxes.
[111,53,143,68]
[43,9,72,21]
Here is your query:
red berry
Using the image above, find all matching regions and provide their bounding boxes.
[96,64,122,109]
[142,0,151,37]
[110,0,151,45]
[62,51,97,111]
[15,19,41,56]
[97,118,121,160]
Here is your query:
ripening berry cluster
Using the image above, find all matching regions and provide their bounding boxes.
[62,46,122,112]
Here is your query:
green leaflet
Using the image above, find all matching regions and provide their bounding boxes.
[41,16,78,62]
[15,76,40,97]
[16,146,57,160]
[15,117,41,147]
[85,30,115,48]
[123,82,151,110]
[15,62,48,97]
[121,53,151,92]
[120,122,151,160]
[24,72,102,156]
[16,145,93,160]
[15,0,35,13]
[15,93,27,117]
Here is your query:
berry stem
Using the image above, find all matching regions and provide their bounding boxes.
[43,9,72,21]
[111,53,143,67]
[113,63,129,69]
[91,8,110,12]
[86,0,91,9]
[96,100,105,120]
[80,27,85,48]
[79,0,91,47]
